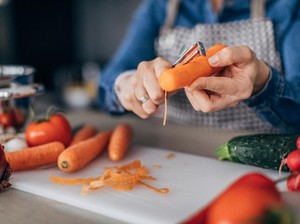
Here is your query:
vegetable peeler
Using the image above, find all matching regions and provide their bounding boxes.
[173,41,206,67]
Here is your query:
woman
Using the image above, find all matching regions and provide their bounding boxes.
[98,0,300,133]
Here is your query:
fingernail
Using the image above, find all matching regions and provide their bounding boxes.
[208,54,220,65]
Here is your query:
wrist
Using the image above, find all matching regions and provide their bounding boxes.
[253,60,270,94]
[114,70,135,94]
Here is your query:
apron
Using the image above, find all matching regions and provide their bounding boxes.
[155,0,281,133]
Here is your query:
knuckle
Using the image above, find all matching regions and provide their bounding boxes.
[123,93,133,102]
[239,83,253,99]
[221,48,234,64]
[192,103,214,113]
[241,46,255,60]
[154,57,165,63]
[137,61,150,71]
[209,81,226,93]
[230,101,240,107]
[150,91,164,103]
[139,113,150,119]
[143,104,157,114]
[192,104,201,112]
[240,89,252,99]
[131,75,139,85]
[201,105,215,113]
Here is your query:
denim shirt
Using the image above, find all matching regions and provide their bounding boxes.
[99,0,300,133]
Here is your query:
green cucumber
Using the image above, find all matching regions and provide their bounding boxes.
[215,133,299,171]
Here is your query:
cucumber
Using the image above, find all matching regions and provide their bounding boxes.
[215,133,299,171]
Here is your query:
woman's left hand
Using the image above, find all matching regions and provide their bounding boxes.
[185,45,270,112]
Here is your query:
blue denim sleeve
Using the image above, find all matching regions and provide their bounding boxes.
[98,0,164,114]
[244,67,300,133]
[244,7,300,133]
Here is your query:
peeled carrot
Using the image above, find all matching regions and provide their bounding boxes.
[158,44,227,92]
[5,142,65,171]
[108,123,133,162]
[69,125,98,146]
[58,131,111,173]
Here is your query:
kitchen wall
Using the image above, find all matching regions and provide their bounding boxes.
[0,0,141,90]
[73,0,141,63]
[0,1,14,63]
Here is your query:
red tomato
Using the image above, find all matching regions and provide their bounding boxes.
[25,114,72,147]
[0,111,14,128]
[207,185,282,224]
[183,173,280,224]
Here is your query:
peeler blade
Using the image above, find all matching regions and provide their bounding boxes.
[172,41,206,67]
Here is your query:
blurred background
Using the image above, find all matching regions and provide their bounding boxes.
[0,0,140,108]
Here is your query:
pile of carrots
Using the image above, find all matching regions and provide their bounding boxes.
[5,123,133,173]
[4,122,170,195]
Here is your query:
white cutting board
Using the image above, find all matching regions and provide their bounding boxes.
[11,146,286,224]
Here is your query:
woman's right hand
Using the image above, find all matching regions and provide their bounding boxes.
[115,57,172,118]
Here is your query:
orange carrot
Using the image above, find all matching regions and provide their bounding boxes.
[58,131,111,173]
[69,125,98,146]
[5,142,65,171]
[158,44,227,92]
[108,123,133,162]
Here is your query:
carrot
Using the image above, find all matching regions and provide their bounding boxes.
[5,142,65,171]
[69,125,98,146]
[158,44,227,92]
[108,123,133,161]
[58,131,111,173]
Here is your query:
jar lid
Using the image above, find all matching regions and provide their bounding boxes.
[0,83,44,100]
[0,65,35,87]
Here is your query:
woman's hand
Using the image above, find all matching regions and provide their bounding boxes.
[115,57,172,118]
[185,45,270,112]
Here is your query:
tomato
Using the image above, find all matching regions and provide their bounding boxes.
[207,186,281,224]
[183,173,283,224]
[0,111,14,128]
[25,114,72,147]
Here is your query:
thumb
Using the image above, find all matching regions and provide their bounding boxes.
[208,46,255,67]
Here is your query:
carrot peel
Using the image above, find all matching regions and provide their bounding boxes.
[50,160,169,195]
